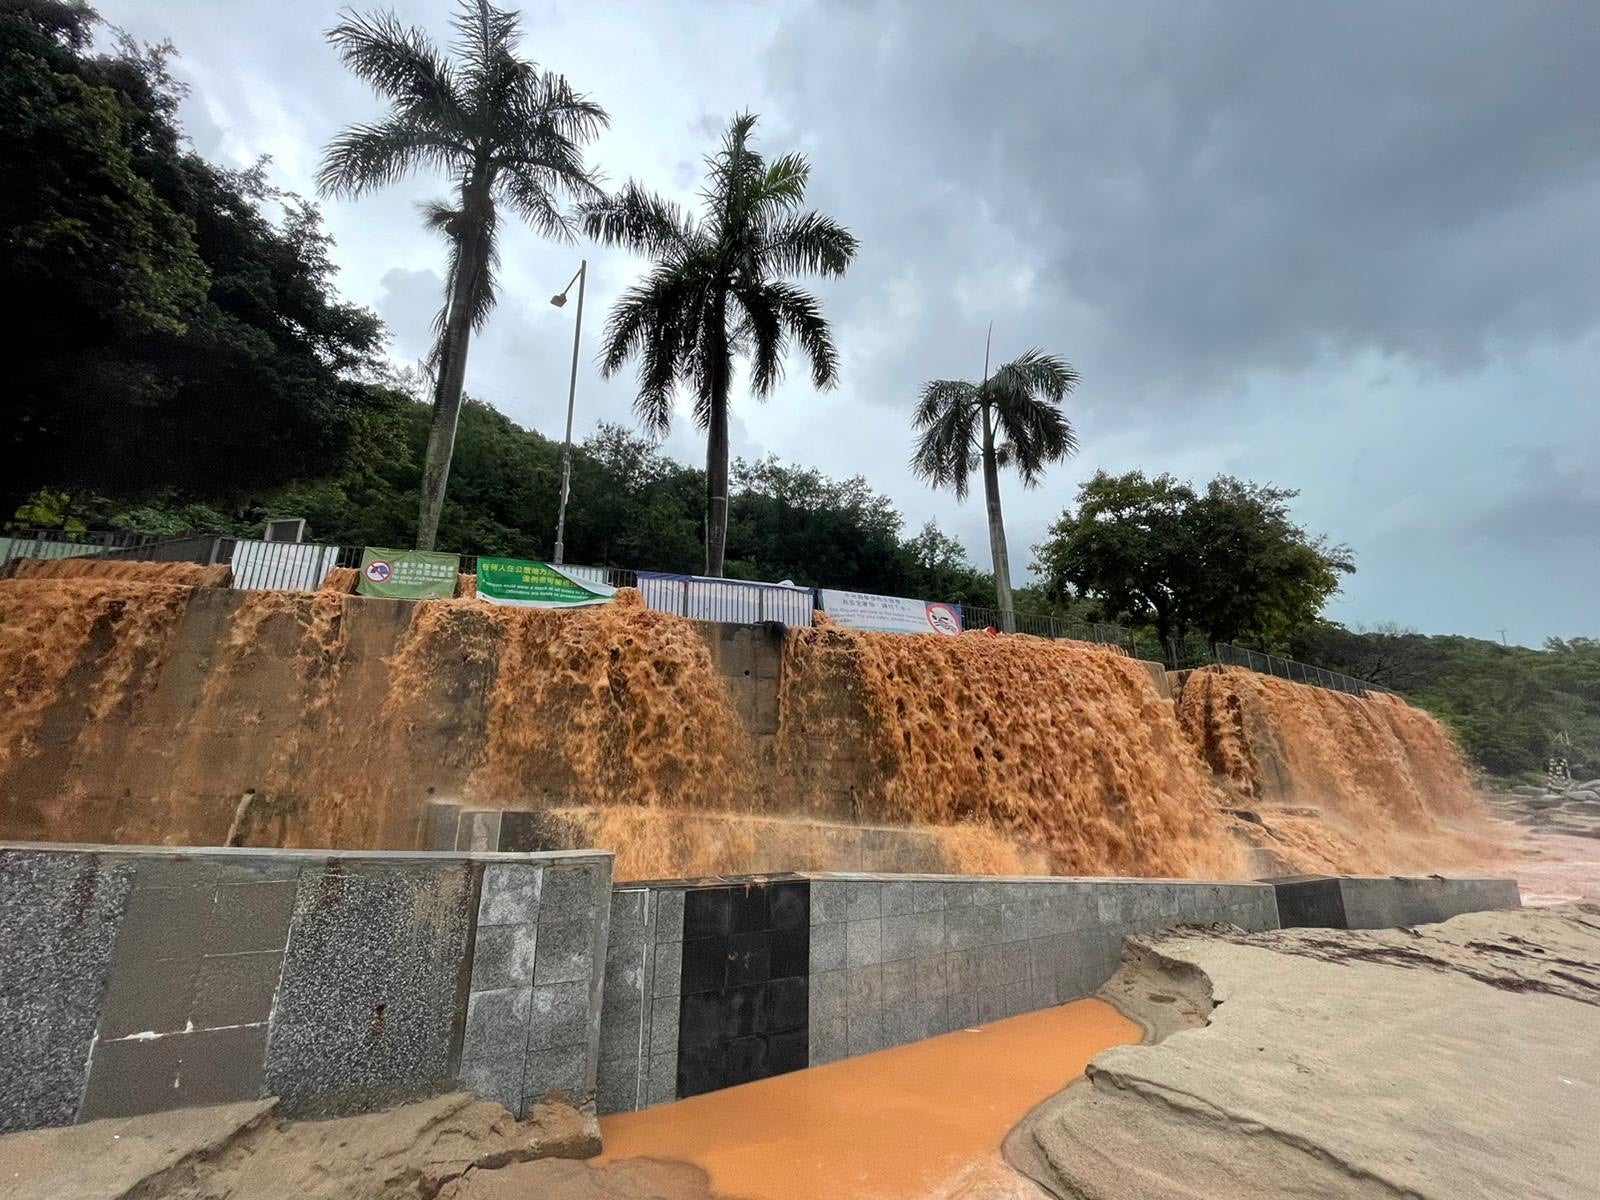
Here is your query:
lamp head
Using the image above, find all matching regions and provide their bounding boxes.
[550,292,568,308]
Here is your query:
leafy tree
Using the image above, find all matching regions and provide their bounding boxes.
[1034,469,1352,648]
[582,112,858,577]
[1,0,390,513]
[910,341,1079,630]
[319,0,607,549]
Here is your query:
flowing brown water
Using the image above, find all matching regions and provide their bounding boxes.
[779,620,1244,879]
[1175,666,1494,871]
[0,564,1492,880]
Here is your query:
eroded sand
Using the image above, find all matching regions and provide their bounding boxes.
[1017,904,1600,1199]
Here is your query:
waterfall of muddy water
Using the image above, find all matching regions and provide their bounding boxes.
[779,620,1245,878]
[1175,666,1495,872]
[9,557,232,586]
[460,589,752,810]
[0,578,194,776]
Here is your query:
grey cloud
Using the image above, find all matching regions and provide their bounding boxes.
[767,0,1600,395]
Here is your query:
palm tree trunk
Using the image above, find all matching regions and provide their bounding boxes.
[416,202,487,551]
[703,300,731,577]
[980,404,1017,632]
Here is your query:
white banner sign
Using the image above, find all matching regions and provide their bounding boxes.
[819,589,963,636]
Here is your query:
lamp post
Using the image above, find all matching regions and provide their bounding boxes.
[549,260,586,565]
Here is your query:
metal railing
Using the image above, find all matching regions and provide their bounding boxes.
[960,605,1137,653]
[0,528,156,568]
[1165,633,1391,697]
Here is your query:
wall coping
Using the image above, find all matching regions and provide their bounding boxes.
[0,841,612,866]
[614,870,1278,889]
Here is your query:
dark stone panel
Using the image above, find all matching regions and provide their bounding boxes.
[769,882,808,931]
[208,882,297,954]
[724,1036,768,1087]
[766,977,808,1033]
[771,929,808,979]
[97,954,199,1039]
[676,1042,727,1098]
[1270,875,1521,930]
[766,1028,809,1076]
[191,951,284,1029]
[727,932,773,987]
[674,881,811,1102]
[263,860,475,1117]
[684,888,735,940]
[0,850,133,1133]
[680,936,729,996]
[1267,877,1347,929]
[80,1026,268,1121]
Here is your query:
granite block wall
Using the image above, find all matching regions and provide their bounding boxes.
[594,871,1280,1114]
[1271,874,1522,930]
[0,844,612,1134]
[806,875,1278,1068]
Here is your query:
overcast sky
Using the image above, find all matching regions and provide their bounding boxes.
[108,0,1598,647]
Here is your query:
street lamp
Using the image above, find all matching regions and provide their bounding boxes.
[550,259,586,566]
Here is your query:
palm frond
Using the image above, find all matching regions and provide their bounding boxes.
[984,350,1080,486]
[326,9,462,123]
[581,182,693,257]
[733,289,785,396]
[759,281,839,390]
[761,210,858,278]
[754,151,810,213]
[450,0,519,81]
[910,380,981,500]
[317,118,463,197]
[421,195,500,340]
[498,167,578,240]
[986,348,1079,403]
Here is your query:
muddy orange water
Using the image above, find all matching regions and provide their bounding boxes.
[595,999,1140,1200]
[0,563,1491,880]
[781,619,1244,879]
[1176,666,1497,871]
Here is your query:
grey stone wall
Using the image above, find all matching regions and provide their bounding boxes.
[595,885,684,1116]
[807,874,1278,1068]
[0,844,612,1134]
[1271,874,1522,930]
[593,871,1279,1115]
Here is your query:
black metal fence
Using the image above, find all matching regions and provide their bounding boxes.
[960,605,1137,653]
[1163,633,1391,696]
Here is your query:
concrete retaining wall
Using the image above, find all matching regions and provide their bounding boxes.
[0,844,612,1134]
[1269,874,1522,929]
[594,872,1280,1115]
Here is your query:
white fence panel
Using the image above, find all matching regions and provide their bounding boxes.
[230,540,340,591]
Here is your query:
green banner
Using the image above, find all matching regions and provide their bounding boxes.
[475,557,615,608]
[357,546,460,599]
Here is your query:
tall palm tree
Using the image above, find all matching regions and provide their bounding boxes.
[318,0,607,550]
[911,333,1079,630]
[581,113,857,577]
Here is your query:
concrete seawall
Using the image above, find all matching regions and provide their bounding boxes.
[0,843,1521,1133]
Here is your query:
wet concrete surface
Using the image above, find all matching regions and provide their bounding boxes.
[594,998,1140,1200]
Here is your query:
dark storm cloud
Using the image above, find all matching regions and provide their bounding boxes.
[767,0,1600,394]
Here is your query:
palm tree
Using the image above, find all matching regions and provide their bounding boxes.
[911,332,1079,630]
[581,113,857,577]
[318,1,607,550]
